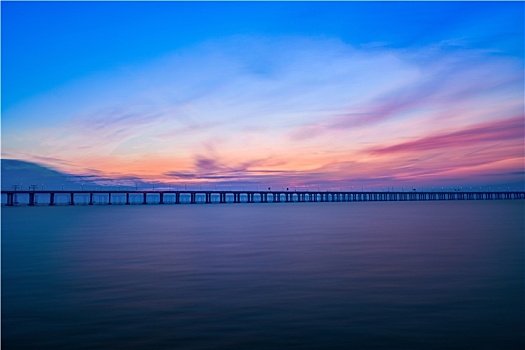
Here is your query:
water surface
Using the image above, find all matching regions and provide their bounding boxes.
[2,201,524,349]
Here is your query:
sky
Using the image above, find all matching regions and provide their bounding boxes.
[2,1,524,191]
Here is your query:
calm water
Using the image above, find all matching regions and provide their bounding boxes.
[2,201,524,349]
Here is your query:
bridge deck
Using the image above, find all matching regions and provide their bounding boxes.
[2,190,524,206]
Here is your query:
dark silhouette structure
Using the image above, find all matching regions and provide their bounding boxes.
[2,189,524,206]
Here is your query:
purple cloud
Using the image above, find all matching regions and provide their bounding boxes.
[368,116,524,155]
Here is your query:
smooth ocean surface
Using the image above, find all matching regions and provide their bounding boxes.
[2,201,524,349]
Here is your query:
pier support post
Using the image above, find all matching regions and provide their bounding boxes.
[143,193,148,204]
[28,193,35,206]
[126,193,130,205]
[89,193,93,205]
[159,192,164,204]
[108,193,112,205]
[70,192,75,205]
[176,192,181,204]
[50,193,55,206]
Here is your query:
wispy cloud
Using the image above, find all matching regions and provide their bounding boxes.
[2,36,523,188]
[368,116,524,155]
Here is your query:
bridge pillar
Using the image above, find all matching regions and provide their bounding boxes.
[28,193,35,206]
[70,192,75,205]
[126,193,130,205]
[49,193,55,206]
[89,193,93,205]
[191,193,196,204]
[176,192,181,204]
[108,193,112,205]
[143,193,148,204]
[159,192,164,204]
[205,193,211,204]
[7,193,14,206]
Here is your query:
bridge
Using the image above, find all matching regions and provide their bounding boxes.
[2,189,524,206]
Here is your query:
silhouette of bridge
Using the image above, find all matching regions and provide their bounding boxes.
[2,189,524,206]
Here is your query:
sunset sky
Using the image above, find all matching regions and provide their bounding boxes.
[2,1,524,190]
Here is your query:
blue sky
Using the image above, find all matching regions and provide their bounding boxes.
[2,1,524,190]
[4,1,522,110]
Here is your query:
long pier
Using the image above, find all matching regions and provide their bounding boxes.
[2,190,524,206]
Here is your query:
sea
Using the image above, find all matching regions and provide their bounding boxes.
[2,201,524,349]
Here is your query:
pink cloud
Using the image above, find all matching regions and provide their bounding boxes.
[368,116,524,155]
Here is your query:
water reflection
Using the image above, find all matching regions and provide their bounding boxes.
[2,201,524,349]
